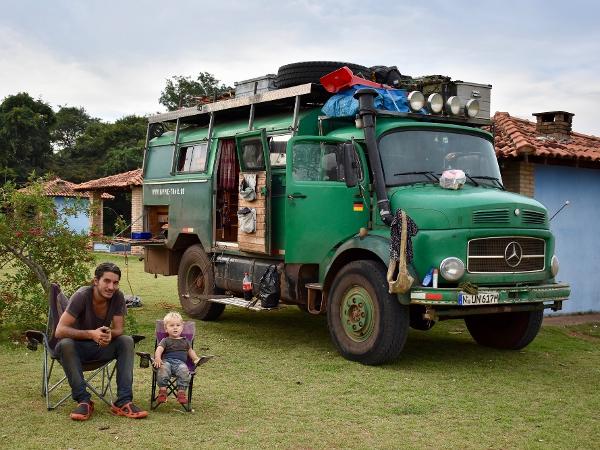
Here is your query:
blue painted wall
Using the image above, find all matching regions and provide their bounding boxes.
[54,197,90,234]
[535,165,600,313]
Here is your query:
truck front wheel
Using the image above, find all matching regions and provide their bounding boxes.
[464,309,543,349]
[327,260,409,365]
[177,244,225,321]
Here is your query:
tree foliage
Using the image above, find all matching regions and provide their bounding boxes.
[159,72,233,110]
[52,115,146,182]
[50,106,99,153]
[0,93,56,183]
[0,177,95,330]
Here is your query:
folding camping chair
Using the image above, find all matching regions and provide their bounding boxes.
[136,320,212,412]
[25,283,144,410]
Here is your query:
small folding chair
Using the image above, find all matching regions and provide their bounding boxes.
[137,320,212,412]
[25,283,144,410]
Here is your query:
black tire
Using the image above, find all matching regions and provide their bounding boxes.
[275,61,370,89]
[327,260,409,365]
[177,244,225,321]
[464,309,544,349]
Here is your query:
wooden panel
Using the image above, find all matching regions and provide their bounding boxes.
[238,171,268,254]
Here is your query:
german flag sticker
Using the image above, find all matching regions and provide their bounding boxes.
[353,202,364,212]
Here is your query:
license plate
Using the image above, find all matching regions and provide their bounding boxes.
[458,292,499,305]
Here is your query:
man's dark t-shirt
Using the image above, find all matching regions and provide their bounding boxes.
[66,286,126,332]
[158,337,191,363]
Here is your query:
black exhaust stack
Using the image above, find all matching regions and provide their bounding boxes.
[354,88,393,226]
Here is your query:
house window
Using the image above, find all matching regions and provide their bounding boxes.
[177,142,208,172]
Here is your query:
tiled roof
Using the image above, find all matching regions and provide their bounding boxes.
[74,169,143,191]
[492,112,600,163]
[36,178,114,200]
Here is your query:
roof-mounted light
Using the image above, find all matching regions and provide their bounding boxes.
[465,99,480,118]
[427,93,444,114]
[445,96,461,116]
[408,91,425,112]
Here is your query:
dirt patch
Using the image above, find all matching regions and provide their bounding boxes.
[566,330,600,342]
[543,313,600,326]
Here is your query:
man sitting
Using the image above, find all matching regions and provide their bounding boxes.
[55,262,148,420]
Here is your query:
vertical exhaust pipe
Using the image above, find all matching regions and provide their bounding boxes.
[354,88,393,226]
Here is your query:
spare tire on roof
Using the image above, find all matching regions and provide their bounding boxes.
[275,61,370,89]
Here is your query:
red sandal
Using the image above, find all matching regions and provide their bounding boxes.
[111,401,148,419]
[70,400,94,421]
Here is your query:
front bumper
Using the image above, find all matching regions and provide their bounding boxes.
[410,283,570,307]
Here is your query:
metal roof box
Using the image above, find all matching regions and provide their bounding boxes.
[453,82,491,120]
[234,74,277,97]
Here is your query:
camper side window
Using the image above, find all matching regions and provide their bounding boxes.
[268,134,291,167]
[241,138,265,170]
[177,142,208,172]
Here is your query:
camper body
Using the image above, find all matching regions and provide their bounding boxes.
[141,79,569,364]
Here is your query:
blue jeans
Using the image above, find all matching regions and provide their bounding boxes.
[54,335,134,406]
[157,358,190,390]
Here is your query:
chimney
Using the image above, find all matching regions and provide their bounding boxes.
[532,111,574,140]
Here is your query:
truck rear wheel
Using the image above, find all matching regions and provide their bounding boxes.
[177,244,225,321]
[327,260,409,365]
[464,309,543,349]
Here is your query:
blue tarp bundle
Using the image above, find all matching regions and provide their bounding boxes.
[321,85,414,117]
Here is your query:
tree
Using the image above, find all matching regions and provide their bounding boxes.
[0,93,56,183]
[159,72,233,111]
[51,106,99,153]
[0,177,94,330]
[53,115,146,182]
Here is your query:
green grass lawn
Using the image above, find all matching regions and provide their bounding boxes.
[2,254,599,449]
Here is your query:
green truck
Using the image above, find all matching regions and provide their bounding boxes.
[141,64,569,365]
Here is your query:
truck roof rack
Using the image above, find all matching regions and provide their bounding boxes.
[148,83,329,125]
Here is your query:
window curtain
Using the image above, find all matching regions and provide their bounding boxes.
[218,139,237,191]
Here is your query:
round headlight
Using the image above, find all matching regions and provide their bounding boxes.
[551,255,559,277]
[439,257,465,281]
[445,96,461,115]
[465,99,480,118]
[408,91,425,111]
[427,93,444,114]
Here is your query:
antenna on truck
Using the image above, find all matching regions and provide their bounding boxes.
[549,200,570,221]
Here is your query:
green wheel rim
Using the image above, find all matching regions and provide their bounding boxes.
[340,286,375,342]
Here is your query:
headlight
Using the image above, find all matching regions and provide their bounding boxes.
[439,257,465,281]
[465,99,480,118]
[551,255,559,277]
[427,93,444,114]
[445,96,461,115]
[408,91,425,111]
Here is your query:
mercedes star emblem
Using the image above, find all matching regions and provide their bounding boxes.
[504,241,523,267]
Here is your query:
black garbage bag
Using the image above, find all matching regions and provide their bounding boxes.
[259,265,280,308]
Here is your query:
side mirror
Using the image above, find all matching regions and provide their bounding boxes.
[343,143,358,188]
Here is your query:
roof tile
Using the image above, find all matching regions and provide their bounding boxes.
[74,169,143,191]
[492,112,600,162]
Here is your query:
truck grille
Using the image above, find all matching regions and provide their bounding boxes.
[467,237,545,273]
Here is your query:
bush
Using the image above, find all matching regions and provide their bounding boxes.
[0,177,94,330]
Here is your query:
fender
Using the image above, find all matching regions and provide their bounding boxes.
[320,232,412,305]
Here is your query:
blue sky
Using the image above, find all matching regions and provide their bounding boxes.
[1,0,599,135]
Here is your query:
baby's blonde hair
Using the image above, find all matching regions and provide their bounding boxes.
[163,311,183,325]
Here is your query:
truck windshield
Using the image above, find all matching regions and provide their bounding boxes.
[379,130,502,187]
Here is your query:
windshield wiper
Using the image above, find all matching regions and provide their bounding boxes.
[462,173,479,186]
[393,171,440,182]
[470,176,505,190]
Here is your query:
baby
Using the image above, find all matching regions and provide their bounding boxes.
[153,312,200,405]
